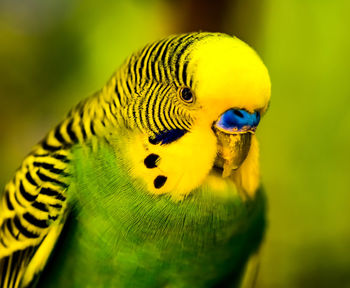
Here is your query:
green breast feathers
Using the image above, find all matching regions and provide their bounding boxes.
[0,32,270,288]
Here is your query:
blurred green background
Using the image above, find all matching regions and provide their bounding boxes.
[1,0,350,287]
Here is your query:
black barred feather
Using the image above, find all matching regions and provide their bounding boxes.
[0,247,36,288]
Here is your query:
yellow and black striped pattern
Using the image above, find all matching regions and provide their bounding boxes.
[0,95,105,286]
[0,95,99,256]
[0,248,35,288]
[0,32,226,287]
[123,82,193,136]
[112,32,224,137]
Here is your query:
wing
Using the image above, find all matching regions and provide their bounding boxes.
[0,138,72,288]
[239,250,262,288]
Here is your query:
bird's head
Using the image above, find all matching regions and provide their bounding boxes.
[107,33,271,200]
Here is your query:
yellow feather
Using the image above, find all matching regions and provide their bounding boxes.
[22,218,66,287]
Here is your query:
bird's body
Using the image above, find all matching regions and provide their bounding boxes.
[0,32,270,288]
[38,142,266,288]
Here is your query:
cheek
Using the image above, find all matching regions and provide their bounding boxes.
[122,127,218,200]
[159,126,218,197]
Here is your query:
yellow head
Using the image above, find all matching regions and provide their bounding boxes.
[108,32,271,200]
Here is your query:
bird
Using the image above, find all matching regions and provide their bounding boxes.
[0,32,271,288]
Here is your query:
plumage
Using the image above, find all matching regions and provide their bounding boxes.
[0,32,271,288]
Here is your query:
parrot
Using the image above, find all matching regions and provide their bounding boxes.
[0,32,271,288]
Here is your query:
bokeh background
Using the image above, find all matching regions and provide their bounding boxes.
[1,0,350,287]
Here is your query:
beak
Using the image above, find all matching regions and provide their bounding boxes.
[212,109,260,177]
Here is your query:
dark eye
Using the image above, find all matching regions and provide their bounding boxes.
[179,87,194,103]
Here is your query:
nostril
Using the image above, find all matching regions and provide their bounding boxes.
[233,110,244,118]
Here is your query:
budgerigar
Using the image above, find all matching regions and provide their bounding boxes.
[0,32,271,288]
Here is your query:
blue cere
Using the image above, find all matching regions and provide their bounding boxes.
[216,109,260,131]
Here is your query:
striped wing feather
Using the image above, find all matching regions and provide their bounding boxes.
[0,84,104,287]
[0,121,77,287]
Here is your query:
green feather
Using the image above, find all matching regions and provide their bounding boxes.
[37,140,266,288]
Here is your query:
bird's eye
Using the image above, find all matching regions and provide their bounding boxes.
[179,87,194,103]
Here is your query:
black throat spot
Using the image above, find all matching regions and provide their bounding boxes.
[154,175,167,189]
[144,154,160,169]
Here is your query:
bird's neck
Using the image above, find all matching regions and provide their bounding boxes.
[70,139,263,235]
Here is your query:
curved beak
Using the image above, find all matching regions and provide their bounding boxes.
[212,109,260,177]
